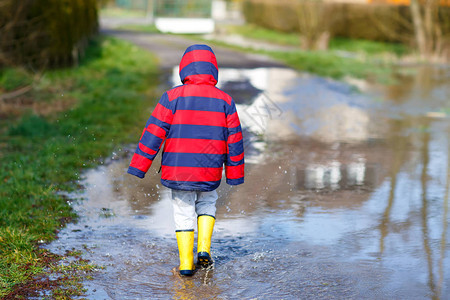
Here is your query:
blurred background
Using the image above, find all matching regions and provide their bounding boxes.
[1,0,449,299]
[0,0,449,69]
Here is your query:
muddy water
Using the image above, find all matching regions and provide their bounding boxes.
[48,65,450,299]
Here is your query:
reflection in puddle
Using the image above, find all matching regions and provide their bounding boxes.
[304,161,342,190]
[301,157,370,190]
[48,65,450,299]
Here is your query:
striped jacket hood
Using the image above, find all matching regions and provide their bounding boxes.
[179,44,218,86]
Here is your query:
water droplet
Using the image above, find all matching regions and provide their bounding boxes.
[251,252,265,262]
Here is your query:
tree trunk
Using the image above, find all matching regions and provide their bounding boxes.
[146,0,154,23]
[297,0,332,51]
[410,0,427,57]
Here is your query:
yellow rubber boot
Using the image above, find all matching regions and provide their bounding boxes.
[176,230,195,276]
[197,215,215,268]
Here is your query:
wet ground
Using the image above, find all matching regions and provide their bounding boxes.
[47,31,450,299]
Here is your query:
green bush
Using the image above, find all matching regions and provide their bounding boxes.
[0,68,33,91]
[0,0,98,68]
[331,3,413,43]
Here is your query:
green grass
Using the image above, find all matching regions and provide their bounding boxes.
[197,36,392,83]
[266,49,392,82]
[118,24,160,33]
[222,24,409,82]
[227,24,301,47]
[162,23,402,83]
[329,37,408,56]
[0,68,34,91]
[0,36,159,297]
[226,24,409,56]
[100,7,147,18]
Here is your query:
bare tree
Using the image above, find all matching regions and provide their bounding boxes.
[410,0,427,55]
[371,0,449,61]
[408,0,450,60]
[296,0,335,50]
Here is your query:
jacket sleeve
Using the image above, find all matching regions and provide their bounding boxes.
[127,93,173,178]
[225,100,244,185]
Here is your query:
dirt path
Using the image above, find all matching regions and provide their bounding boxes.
[102,29,286,70]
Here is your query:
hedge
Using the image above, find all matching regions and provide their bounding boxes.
[243,0,450,45]
[0,0,98,68]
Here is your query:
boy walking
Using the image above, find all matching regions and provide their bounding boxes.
[127,44,245,276]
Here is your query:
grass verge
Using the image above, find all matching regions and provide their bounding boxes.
[197,35,394,83]
[226,24,409,56]
[100,7,147,18]
[205,24,411,83]
[118,24,160,33]
[0,36,159,297]
[226,24,302,47]
[266,49,392,83]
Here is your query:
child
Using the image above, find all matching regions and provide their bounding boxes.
[127,44,245,276]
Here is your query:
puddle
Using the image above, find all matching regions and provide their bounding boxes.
[47,65,450,299]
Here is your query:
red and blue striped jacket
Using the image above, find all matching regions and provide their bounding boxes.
[127,44,245,191]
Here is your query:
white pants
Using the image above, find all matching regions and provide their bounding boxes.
[171,189,218,231]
